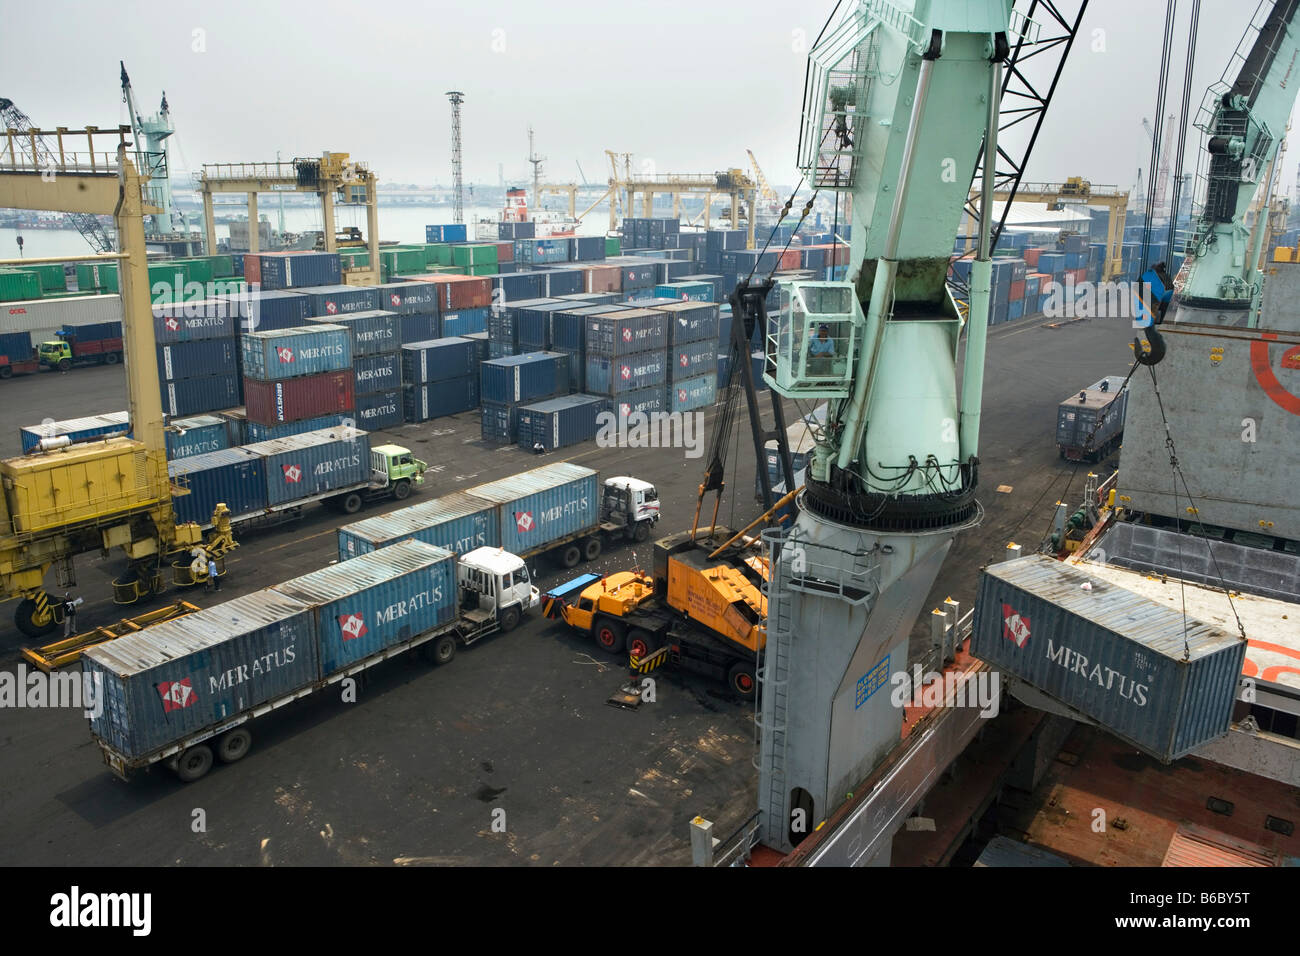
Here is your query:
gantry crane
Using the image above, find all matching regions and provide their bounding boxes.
[0,123,234,637]
[603,149,758,247]
[0,98,117,253]
[198,152,381,283]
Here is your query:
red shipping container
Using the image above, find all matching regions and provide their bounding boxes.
[243,370,355,425]
[582,264,622,293]
[428,274,492,311]
[243,254,261,284]
[494,242,514,264]
[1009,280,1025,301]
[779,249,802,271]
[1023,248,1041,268]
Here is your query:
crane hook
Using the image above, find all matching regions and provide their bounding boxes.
[1134,324,1166,366]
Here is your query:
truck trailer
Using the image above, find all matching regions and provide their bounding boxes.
[36,322,124,370]
[1056,374,1128,462]
[82,540,539,782]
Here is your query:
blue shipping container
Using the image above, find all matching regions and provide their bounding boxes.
[337,491,498,559]
[243,426,371,507]
[491,272,545,302]
[273,540,458,675]
[354,352,401,395]
[480,352,569,403]
[241,325,352,380]
[611,386,667,418]
[163,373,241,418]
[299,284,382,318]
[464,462,598,557]
[426,224,467,242]
[251,251,341,290]
[156,338,238,383]
[168,446,268,525]
[375,282,438,316]
[585,309,667,357]
[398,312,440,345]
[355,389,403,431]
[224,290,309,334]
[539,269,584,296]
[654,282,713,302]
[515,394,610,451]
[404,376,479,422]
[657,301,720,345]
[585,350,668,394]
[402,337,478,385]
[310,310,399,357]
[669,339,718,382]
[244,413,352,444]
[515,238,570,265]
[481,400,518,442]
[516,301,572,349]
[670,373,717,412]
[165,415,230,460]
[441,308,488,336]
[82,589,319,760]
[152,300,237,343]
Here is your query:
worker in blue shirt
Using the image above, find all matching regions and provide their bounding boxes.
[808,323,836,375]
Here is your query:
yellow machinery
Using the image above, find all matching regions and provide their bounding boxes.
[603,149,758,248]
[21,599,201,672]
[198,151,381,284]
[0,123,236,637]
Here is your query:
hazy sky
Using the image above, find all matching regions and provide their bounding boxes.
[4,1,1293,200]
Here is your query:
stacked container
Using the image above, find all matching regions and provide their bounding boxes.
[515,394,611,451]
[659,301,721,413]
[241,325,355,427]
[242,426,370,507]
[153,299,242,417]
[243,251,341,290]
[479,352,570,442]
[583,309,669,417]
[401,337,480,422]
[299,285,382,319]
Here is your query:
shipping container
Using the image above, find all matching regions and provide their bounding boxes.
[309,309,398,357]
[425,224,467,243]
[669,373,717,412]
[1056,375,1128,459]
[538,268,585,297]
[401,336,478,385]
[83,589,319,760]
[584,308,667,357]
[246,251,342,290]
[972,555,1247,762]
[241,324,352,381]
[0,330,32,362]
[654,281,714,303]
[515,300,572,349]
[497,221,536,240]
[0,293,124,347]
[168,446,267,526]
[463,331,489,364]
[151,299,239,343]
[242,426,370,507]
[353,351,401,395]
[668,339,718,382]
[441,307,488,336]
[395,312,437,345]
[298,284,382,318]
[655,301,720,345]
[243,370,356,425]
[409,274,492,311]
[163,373,242,418]
[489,272,545,302]
[355,389,403,431]
[515,238,570,265]
[611,386,666,418]
[451,244,499,267]
[243,413,352,445]
[220,290,308,334]
[516,394,610,451]
[403,377,479,422]
[585,350,668,394]
[19,411,130,453]
[337,491,497,560]
[156,338,238,383]
[374,282,438,316]
[480,400,519,442]
[465,462,598,557]
[273,540,458,674]
[480,351,569,404]
[550,303,625,353]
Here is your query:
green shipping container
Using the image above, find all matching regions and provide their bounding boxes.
[207,255,235,278]
[380,249,428,277]
[469,263,498,276]
[605,237,621,256]
[340,250,370,268]
[76,262,120,293]
[174,258,214,283]
[431,244,454,266]
[451,244,499,267]
[0,269,43,302]
[21,263,68,293]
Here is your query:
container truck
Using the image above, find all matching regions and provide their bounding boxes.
[36,322,124,370]
[0,331,38,379]
[82,539,539,782]
[169,426,428,531]
[1056,374,1128,462]
[337,463,660,568]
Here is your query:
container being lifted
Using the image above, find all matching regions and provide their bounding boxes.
[971,555,1247,763]
[82,540,540,782]
[1056,374,1127,462]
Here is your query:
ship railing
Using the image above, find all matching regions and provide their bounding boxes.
[709,811,762,867]
[914,601,974,678]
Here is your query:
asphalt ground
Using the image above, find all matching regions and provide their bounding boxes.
[0,310,1136,865]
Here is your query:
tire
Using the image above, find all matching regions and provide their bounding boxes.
[392,479,412,501]
[14,598,56,638]
[633,522,650,543]
[594,618,626,654]
[341,492,363,515]
[728,661,758,700]
[627,628,658,661]
[216,728,252,764]
[58,358,71,372]
[559,544,582,569]
[104,351,120,365]
[582,536,602,562]
[429,634,457,665]
[0,366,11,379]
[175,744,214,783]
[500,606,521,632]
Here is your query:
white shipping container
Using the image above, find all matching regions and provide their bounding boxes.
[0,294,124,345]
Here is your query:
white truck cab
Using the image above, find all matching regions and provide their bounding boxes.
[602,476,660,540]
[457,546,540,632]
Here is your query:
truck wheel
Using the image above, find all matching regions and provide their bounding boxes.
[104,351,120,365]
[216,728,252,763]
[428,634,457,665]
[633,522,650,543]
[0,366,11,379]
[175,744,214,783]
[727,661,758,700]
[500,606,521,632]
[58,358,71,372]
[341,492,363,514]
[582,536,602,562]
[392,479,412,501]
[594,619,626,654]
[559,544,582,569]
[14,598,57,638]
[627,628,658,661]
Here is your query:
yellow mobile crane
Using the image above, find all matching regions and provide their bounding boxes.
[0,123,235,637]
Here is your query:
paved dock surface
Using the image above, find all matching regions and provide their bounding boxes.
[0,312,1136,865]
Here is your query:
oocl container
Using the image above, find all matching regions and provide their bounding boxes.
[168,446,268,525]
[401,336,478,385]
[480,352,569,404]
[309,309,398,357]
[337,490,498,560]
[971,555,1247,762]
[465,462,598,557]
[243,369,355,425]
[82,589,320,760]
[273,539,457,674]
[241,325,352,381]
[242,426,370,507]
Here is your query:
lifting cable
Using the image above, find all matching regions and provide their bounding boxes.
[1165,0,1200,273]
[1140,0,1179,269]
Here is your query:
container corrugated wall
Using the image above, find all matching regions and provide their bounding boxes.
[398,313,440,344]
[169,446,267,524]
[241,325,352,380]
[243,426,371,506]
[243,371,355,425]
[163,374,242,418]
[971,555,1246,762]
[20,411,130,452]
[401,337,478,384]
[273,540,457,674]
[480,352,569,404]
[337,491,498,560]
[82,589,319,759]
[156,339,238,383]
[464,462,598,557]
[403,377,479,422]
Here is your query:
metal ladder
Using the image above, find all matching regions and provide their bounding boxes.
[756,528,798,833]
